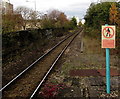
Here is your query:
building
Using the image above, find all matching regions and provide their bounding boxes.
[2,0,13,14]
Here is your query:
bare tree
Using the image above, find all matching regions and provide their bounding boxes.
[40,9,69,29]
[29,10,41,28]
[15,6,32,30]
[48,9,61,21]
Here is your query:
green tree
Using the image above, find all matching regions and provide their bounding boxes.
[84,2,111,29]
[70,16,77,29]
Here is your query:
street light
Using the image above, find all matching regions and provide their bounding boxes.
[26,0,36,12]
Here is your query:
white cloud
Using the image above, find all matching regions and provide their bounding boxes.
[10,0,96,19]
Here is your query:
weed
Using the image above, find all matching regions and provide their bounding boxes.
[39,82,66,98]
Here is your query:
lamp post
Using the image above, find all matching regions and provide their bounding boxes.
[26,0,36,12]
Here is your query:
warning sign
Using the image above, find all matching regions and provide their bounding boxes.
[102,25,115,48]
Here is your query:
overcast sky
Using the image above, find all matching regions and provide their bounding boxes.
[9,0,98,19]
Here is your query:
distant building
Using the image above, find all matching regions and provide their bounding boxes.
[1,0,13,14]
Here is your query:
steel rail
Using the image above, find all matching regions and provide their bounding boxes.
[0,31,77,92]
[30,30,82,99]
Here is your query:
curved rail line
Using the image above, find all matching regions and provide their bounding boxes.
[30,30,82,99]
[0,31,75,92]
[1,29,82,98]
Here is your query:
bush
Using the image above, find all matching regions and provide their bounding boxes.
[84,27,101,39]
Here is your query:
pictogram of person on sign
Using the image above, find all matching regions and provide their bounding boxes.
[106,28,111,37]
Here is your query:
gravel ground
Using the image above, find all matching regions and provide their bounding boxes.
[39,30,120,98]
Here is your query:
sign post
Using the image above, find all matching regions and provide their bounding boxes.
[106,47,110,93]
[102,24,116,94]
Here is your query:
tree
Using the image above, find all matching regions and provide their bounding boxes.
[70,16,77,29]
[41,14,54,29]
[47,10,62,21]
[2,13,23,33]
[116,2,120,27]
[84,2,111,29]
[78,21,83,27]
[117,11,120,27]
[57,12,69,28]
[14,14,24,30]
[15,6,32,30]
[29,10,41,28]
[40,9,70,29]
[109,3,119,25]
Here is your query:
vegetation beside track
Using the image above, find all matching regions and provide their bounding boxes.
[2,30,79,98]
[84,2,120,57]
[2,8,79,64]
[40,29,119,98]
[2,29,80,86]
[2,28,78,64]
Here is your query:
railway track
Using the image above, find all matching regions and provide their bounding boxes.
[1,29,82,98]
